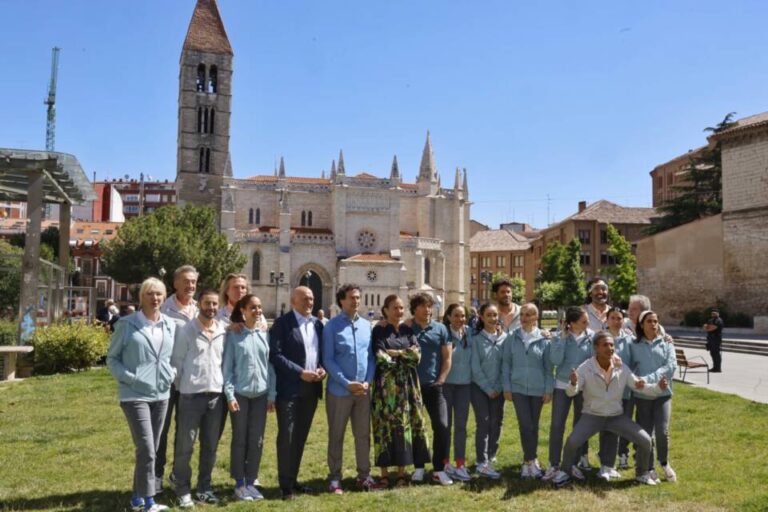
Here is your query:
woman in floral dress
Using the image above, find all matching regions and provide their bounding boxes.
[371,295,431,487]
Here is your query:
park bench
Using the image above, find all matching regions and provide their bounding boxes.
[675,348,710,384]
[0,346,34,381]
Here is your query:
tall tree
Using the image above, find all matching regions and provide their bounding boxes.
[559,239,586,307]
[648,113,737,234]
[101,205,247,292]
[600,224,636,306]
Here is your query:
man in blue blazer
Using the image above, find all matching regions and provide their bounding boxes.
[269,286,326,500]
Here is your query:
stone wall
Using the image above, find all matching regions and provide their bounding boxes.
[636,214,724,324]
[721,131,768,213]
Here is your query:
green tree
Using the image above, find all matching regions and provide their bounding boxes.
[0,240,23,312]
[538,240,566,282]
[600,224,637,306]
[101,205,247,292]
[491,271,526,304]
[9,225,60,262]
[559,239,586,307]
[648,113,737,234]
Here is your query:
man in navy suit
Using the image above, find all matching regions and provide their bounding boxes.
[269,286,326,500]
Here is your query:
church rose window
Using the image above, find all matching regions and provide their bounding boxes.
[357,230,376,251]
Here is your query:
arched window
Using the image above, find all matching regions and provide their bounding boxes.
[203,108,209,134]
[198,147,205,173]
[197,107,203,133]
[196,64,206,92]
[301,210,306,227]
[255,208,261,224]
[424,258,431,285]
[248,208,254,224]
[209,108,215,134]
[205,148,211,172]
[252,251,261,281]
[208,65,218,93]
[307,211,313,227]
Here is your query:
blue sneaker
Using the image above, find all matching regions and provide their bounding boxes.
[130,495,144,512]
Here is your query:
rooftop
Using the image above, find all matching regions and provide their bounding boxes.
[182,0,233,56]
[470,229,530,252]
[556,200,657,226]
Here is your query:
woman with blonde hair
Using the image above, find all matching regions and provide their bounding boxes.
[107,277,177,512]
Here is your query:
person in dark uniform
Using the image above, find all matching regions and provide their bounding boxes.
[269,286,326,500]
[703,309,724,372]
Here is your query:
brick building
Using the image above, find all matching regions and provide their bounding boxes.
[650,146,709,207]
[469,229,535,305]
[530,200,656,282]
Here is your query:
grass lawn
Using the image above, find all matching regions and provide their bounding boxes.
[1,368,766,512]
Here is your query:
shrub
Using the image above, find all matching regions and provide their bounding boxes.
[727,312,753,328]
[30,322,110,375]
[683,309,705,327]
[0,320,17,346]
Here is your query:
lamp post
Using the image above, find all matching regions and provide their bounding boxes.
[269,270,285,319]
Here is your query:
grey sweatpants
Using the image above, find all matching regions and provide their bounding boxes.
[444,383,471,463]
[470,384,504,465]
[598,397,634,467]
[172,392,224,495]
[562,412,652,475]
[635,395,672,469]
[326,391,372,480]
[511,393,544,462]
[121,400,169,497]
[549,389,587,467]
[230,393,269,481]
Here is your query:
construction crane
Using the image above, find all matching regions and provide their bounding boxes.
[44,47,60,152]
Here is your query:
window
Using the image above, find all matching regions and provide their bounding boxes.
[307,211,313,227]
[208,65,218,93]
[123,194,139,203]
[203,107,209,133]
[197,107,203,133]
[248,208,254,224]
[199,147,211,173]
[252,251,261,281]
[580,252,591,265]
[600,229,608,244]
[209,108,215,134]
[496,255,506,267]
[513,255,524,267]
[471,256,477,269]
[301,210,306,227]
[196,64,206,92]
[513,271,523,279]
[600,252,616,266]
[470,275,476,285]
[424,258,431,285]
[124,205,139,214]
[90,229,100,235]
[105,230,113,235]
[255,208,260,224]
[76,228,84,234]
[578,230,591,244]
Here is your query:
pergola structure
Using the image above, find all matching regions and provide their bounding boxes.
[0,148,95,338]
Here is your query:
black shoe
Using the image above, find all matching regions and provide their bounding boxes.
[293,483,314,495]
[710,368,722,373]
[281,489,296,501]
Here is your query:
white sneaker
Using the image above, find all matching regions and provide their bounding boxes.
[618,453,630,470]
[411,468,425,483]
[177,494,195,509]
[245,485,264,500]
[195,490,219,504]
[252,478,262,488]
[662,464,677,482]
[529,460,543,479]
[234,486,254,501]
[541,465,559,481]
[648,469,661,484]
[636,472,658,485]
[552,469,571,487]
[521,461,531,479]
[597,466,611,482]
[476,462,501,480]
[444,463,457,478]
[432,471,453,486]
[146,505,170,512]
[577,455,592,471]
[607,467,621,479]
[570,465,585,481]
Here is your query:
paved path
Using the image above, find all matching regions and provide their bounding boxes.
[674,346,768,404]
[667,327,768,344]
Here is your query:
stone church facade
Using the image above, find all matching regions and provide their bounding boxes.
[175,0,471,316]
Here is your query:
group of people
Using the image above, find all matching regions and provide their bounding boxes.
[107,267,679,512]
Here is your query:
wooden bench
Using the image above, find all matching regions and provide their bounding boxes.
[0,346,34,381]
[675,348,710,384]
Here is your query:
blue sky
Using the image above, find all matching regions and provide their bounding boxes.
[1,1,766,227]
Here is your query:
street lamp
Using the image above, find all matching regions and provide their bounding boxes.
[269,270,285,319]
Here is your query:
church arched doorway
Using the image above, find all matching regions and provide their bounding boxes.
[299,270,323,316]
